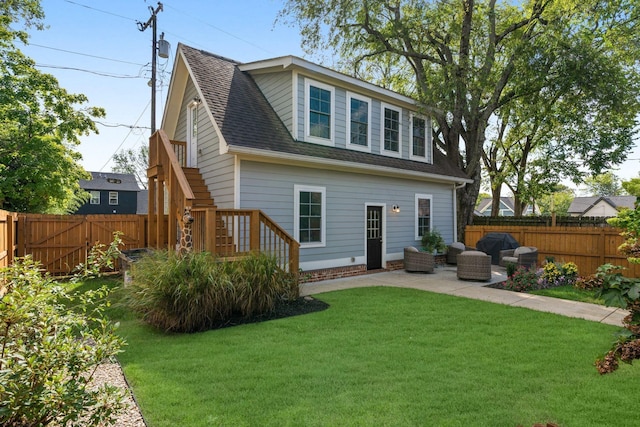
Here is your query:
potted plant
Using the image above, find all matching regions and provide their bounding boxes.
[421,229,446,254]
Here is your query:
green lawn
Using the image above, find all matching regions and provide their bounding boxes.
[529,285,604,305]
[97,280,640,427]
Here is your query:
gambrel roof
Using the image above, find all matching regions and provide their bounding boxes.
[165,44,471,184]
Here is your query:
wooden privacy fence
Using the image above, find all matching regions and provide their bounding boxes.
[466,225,640,277]
[0,210,18,269]
[17,214,149,275]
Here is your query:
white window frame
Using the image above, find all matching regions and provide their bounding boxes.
[415,193,433,240]
[89,191,100,205]
[380,103,402,158]
[304,79,335,146]
[409,113,433,163]
[346,91,371,152]
[108,191,119,206]
[187,100,199,167]
[294,184,326,248]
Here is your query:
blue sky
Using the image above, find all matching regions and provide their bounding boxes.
[18,0,640,188]
[20,0,308,172]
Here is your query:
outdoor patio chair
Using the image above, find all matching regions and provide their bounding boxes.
[446,242,475,264]
[457,250,492,281]
[499,246,538,269]
[404,246,435,273]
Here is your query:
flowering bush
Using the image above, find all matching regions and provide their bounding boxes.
[503,266,541,292]
[538,261,579,288]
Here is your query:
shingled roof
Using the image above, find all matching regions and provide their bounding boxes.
[179,44,470,182]
[79,172,140,192]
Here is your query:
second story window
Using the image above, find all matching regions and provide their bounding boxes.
[347,92,371,151]
[382,104,402,157]
[410,114,433,163]
[305,79,334,146]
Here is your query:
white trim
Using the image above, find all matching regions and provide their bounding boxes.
[300,256,366,271]
[409,113,433,163]
[229,145,473,185]
[304,78,335,146]
[365,203,387,269]
[186,100,199,167]
[380,102,402,158]
[346,91,372,153]
[415,193,433,240]
[108,191,119,206]
[238,56,420,109]
[234,156,241,209]
[294,184,327,248]
[292,70,299,140]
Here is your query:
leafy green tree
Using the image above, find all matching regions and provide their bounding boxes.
[584,172,624,197]
[0,0,104,213]
[112,146,149,190]
[281,0,640,237]
[537,185,575,216]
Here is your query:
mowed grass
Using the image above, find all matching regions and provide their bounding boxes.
[111,285,639,427]
[530,285,604,305]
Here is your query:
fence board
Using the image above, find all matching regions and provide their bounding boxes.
[466,225,640,277]
[0,210,17,268]
[18,214,148,275]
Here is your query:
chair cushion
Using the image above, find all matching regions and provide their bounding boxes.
[502,256,518,264]
[459,250,488,258]
[514,246,532,256]
[450,242,466,250]
[405,246,419,252]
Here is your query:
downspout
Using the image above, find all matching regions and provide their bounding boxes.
[453,182,467,242]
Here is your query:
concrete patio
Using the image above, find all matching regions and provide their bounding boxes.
[300,265,629,327]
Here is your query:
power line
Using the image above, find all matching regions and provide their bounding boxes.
[34,64,143,78]
[29,43,146,66]
[95,121,150,129]
[99,100,151,172]
[163,2,275,55]
[63,0,136,22]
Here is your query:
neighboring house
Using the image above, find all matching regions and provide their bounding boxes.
[475,197,535,217]
[153,43,471,277]
[76,172,141,215]
[567,196,636,217]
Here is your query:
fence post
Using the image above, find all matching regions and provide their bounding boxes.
[249,210,260,252]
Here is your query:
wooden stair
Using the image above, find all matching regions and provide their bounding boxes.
[183,167,235,253]
[183,168,215,207]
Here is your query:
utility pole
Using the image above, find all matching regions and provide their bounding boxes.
[137,2,168,135]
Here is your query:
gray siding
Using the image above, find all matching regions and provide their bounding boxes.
[239,160,455,268]
[176,77,235,208]
[252,72,294,135]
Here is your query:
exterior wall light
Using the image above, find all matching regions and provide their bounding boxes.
[392,205,400,213]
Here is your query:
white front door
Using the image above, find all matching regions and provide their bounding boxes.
[186,101,198,167]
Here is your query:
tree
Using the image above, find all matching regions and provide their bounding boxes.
[281,0,640,238]
[584,173,624,197]
[536,184,575,216]
[0,0,104,213]
[112,145,149,189]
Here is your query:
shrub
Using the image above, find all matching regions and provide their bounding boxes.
[538,261,578,288]
[125,250,299,333]
[502,266,540,292]
[591,264,640,374]
[0,257,126,426]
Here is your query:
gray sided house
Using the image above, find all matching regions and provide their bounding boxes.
[159,44,471,276]
[77,172,140,215]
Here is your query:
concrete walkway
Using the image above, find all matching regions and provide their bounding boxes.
[300,265,629,327]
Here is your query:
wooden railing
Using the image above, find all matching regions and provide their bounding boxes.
[147,130,195,248]
[148,130,299,274]
[190,207,299,274]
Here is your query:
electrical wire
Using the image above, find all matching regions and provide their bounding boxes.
[28,43,146,66]
[34,64,143,78]
[99,101,151,172]
[63,0,136,22]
